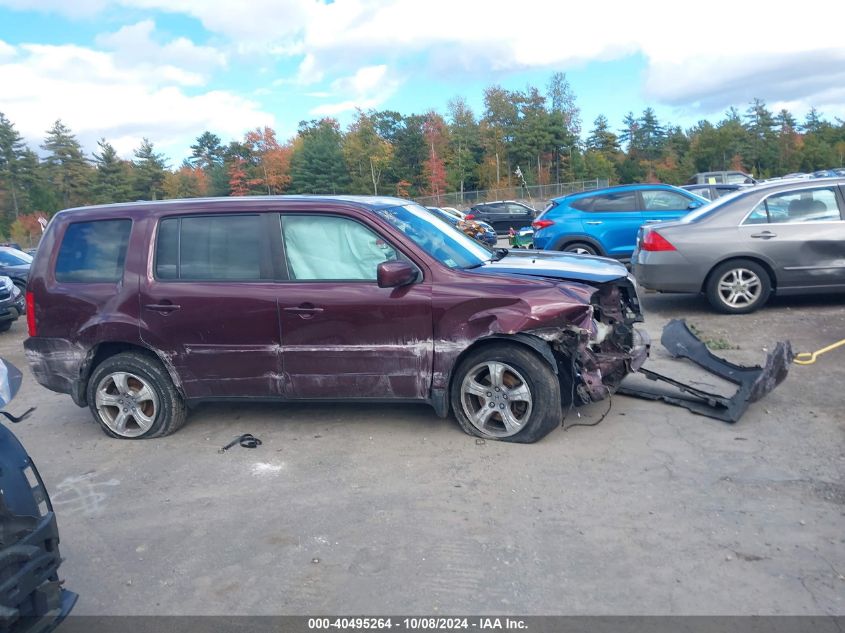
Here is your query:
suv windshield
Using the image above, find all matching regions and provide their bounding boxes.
[376,203,493,269]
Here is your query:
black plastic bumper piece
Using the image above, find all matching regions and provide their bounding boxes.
[618,319,793,423]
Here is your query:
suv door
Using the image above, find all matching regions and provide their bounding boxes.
[139,213,282,399]
[640,188,702,224]
[275,213,433,399]
[579,191,642,258]
[740,186,845,291]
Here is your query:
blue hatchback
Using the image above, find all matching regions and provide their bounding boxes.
[532,184,707,260]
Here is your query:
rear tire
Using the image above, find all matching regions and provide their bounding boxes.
[86,352,187,439]
[0,321,11,333]
[450,344,562,444]
[705,259,771,314]
[562,242,597,256]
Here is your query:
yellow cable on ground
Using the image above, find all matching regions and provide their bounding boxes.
[793,338,845,365]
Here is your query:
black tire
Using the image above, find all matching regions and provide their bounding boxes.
[561,242,597,256]
[705,259,772,314]
[450,344,562,444]
[0,321,11,333]
[86,351,187,439]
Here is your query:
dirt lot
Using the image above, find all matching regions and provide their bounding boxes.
[2,290,844,615]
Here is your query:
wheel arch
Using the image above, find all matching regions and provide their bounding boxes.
[552,235,605,255]
[443,333,560,408]
[701,255,778,294]
[77,341,186,406]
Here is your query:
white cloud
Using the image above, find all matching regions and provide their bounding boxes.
[3,0,844,119]
[309,65,402,116]
[0,39,16,60]
[95,20,226,79]
[0,41,275,161]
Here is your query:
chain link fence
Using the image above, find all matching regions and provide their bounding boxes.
[414,179,609,210]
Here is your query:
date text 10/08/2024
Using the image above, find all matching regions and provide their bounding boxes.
[308,618,528,630]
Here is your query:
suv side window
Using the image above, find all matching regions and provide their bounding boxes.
[155,215,263,280]
[55,219,132,283]
[642,190,693,210]
[281,215,398,281]
[589,192,638,212]
[570,197,594,211]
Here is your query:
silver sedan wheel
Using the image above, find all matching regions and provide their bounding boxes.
[717,268,762,308]
[460,361,533,438]
[95,371,159,438]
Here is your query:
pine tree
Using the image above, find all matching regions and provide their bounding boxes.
[41,119,92,209]
[288,119,350,194]
[133,138,168,200]
[0,112,28,220]
[586,115,621,155]
[92,139,134,204]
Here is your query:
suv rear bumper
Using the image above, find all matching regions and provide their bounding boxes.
[23,337,89,406]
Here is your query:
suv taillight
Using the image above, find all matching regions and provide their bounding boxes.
[532,219,554,230]
[464,214,475,220]
[641,230,676,252]
[26,291,36,336]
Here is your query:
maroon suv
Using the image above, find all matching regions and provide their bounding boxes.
[24,196,648,443]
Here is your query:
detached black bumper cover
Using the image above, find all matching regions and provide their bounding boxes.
[618,319,793,423]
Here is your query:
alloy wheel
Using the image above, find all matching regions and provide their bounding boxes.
[95,371,159,438]
[717,268,762,308]
[460,361,533,438]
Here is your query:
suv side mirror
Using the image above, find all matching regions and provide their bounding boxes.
[377,261,418,288]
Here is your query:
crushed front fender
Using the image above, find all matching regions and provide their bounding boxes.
[617,319,793,423]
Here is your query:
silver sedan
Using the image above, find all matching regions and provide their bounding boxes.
[632,177,845,313]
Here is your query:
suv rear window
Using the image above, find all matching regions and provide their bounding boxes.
[589,192,638,212]
[156,215,263,280]
[55,219,131,283]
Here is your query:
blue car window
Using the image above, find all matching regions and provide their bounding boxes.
[590,192,637,212]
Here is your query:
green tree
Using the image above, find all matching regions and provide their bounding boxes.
[92,139,134,204]
[289,119,350,194]
[586,115,621,156]
[0,112,28,220]
[41,119,92,209]
[446,96,481,196]
[133,138,168,201]
[343,110,394,195]
[744,98,777,177]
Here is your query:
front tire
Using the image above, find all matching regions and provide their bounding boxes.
[705,259,772,314]
[86,352,187,439]
[450,344,562,443]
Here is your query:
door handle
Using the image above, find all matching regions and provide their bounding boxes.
[643,219,662,224]
[144,303,181,313]
[284,305,324,319]
[751,232,777,239]
[584,221,603,225]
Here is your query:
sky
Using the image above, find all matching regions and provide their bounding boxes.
[1,0,844,165]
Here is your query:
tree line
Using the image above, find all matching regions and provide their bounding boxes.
[1,72,844,245]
